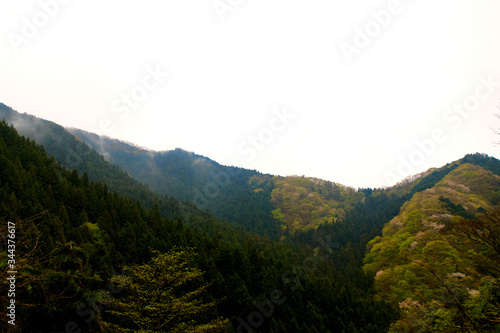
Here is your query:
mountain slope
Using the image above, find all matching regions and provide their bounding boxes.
[4,103,499,240]
[0,118,399,332]
[263,175,363,232]
[0,103,156,205]
[67,127,283,237]
[0,104,249,228]
[66,128,371,235]
[3,101,500,331]
[364,160,500,332]
[68,127,245,201]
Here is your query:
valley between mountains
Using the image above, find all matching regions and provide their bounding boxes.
[1,103,499,332]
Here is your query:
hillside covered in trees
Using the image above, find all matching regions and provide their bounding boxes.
[1,104,500,332]
[364,162,500,332]
[0,118,400,331]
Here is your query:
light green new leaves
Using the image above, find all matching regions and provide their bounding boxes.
[103,248,230,333]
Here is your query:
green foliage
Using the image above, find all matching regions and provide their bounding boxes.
[364,163,500,332]
[439,196,475,219]
[9,107,500,332]
[0,119,398,332]
[462,153,500,178]
[103,248,230,333]
[67,127,281,238]
[269,176,363,232]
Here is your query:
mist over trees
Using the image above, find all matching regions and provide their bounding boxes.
[1,105,500,332]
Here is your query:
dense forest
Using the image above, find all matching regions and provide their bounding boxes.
[364,163,500,332]
[0,119,400,332]
[0,106,281,239]
[1,103,500,332]
[67,127,280,238]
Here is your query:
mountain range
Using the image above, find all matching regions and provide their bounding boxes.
[1,102,500,332]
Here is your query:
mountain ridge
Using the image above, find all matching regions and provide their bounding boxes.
[2,102,500,331]
[0,118,401,332]
[2,102,500,237]
[4,102,497,194]
[364,160,500,331]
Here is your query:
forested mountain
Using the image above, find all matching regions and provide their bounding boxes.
[56,126,373,237]
[67,127,281,238]
[0,103,157,207]
[0,105,412,239]
[262,176,362,233]
[364,160,500,332]
[0,104,277,237]
[1,103,500,332]
[0,115,401,332]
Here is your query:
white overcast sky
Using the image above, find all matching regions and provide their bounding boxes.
[1,0,500,188]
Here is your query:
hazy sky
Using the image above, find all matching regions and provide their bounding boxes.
[1,0,500,188]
